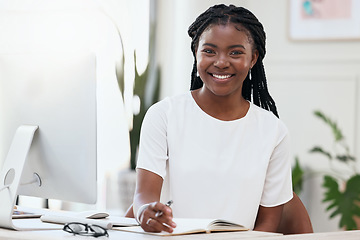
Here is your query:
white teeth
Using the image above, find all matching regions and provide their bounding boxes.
[212,74,231,79]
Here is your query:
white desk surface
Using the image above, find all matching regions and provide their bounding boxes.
[0,227,360,240]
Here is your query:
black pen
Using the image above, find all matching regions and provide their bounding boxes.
[155,200,173,217]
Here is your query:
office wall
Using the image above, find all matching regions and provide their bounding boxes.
[156,0,360,232]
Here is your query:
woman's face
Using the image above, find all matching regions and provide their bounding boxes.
[196,23,258,98]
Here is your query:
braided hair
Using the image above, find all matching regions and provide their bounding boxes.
[188,4,279,118]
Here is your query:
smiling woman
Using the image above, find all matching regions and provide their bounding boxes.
[130,4,301,234]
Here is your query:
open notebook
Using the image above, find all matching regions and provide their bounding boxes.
[114,218,248,236]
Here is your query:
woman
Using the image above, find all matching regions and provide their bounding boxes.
[132,4,293,233]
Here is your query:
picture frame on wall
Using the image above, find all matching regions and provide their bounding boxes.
[289,0,360,40]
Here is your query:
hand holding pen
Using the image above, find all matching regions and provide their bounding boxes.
[155,200,173,217]
[141,200,176,233]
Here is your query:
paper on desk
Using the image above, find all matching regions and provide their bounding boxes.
[40,214,138,230]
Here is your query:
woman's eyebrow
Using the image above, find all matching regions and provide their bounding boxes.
[202,43,217,48]
[202,43,246,49]
[229,44,246,49]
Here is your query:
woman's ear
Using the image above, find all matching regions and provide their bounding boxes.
[251,49,259,68]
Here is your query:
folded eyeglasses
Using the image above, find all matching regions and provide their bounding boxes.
[63,222,109,238]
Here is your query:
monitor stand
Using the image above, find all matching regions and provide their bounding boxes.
[0,125,61,230]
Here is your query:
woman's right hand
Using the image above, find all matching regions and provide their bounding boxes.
[139,202,177,233]
[134,169,176,232]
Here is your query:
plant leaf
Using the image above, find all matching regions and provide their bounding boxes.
[322,174,360,230]
[309,146,332,160]
[292,156,304,195]
[314,110,344,142]
[335,154,356,163]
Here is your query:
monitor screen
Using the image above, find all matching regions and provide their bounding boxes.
[0,53,97,205]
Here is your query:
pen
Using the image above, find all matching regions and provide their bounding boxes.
[155,200,173,217]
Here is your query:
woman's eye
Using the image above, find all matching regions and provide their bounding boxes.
[202,49,215,54]
[230,50,243,56]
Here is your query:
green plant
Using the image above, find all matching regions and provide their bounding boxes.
[292,156,304,195]
[129,55,160,170]
[309,110,359,230]
[127,15,161,170]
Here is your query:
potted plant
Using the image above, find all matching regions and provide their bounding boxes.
[129,56,161,170]
[309,110,360,230]
[117,52,161,212]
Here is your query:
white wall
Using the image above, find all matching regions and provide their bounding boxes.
[156,0,360,232]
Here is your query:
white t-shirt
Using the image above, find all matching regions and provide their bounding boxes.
[136,92,293,229]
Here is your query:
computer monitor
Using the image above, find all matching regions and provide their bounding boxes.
[0,53,97,229]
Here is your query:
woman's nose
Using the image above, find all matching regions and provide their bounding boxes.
[213,56,230,68]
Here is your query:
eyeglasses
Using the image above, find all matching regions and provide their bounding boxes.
[63,222,109,238]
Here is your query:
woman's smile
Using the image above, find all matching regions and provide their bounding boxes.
[210,73,234,81]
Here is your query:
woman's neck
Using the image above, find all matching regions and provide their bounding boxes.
[191,89,249,121]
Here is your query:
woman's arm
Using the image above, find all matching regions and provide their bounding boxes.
[254,204,284,232]
[255,123,292,232]
[133,169,176,233]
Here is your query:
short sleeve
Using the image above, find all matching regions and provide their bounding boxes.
[135,99,169,179]
[260,122,293,207]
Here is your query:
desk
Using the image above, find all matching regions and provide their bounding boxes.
[0,227,360,240]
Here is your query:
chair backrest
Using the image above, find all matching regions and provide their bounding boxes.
[277,192,313,235]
